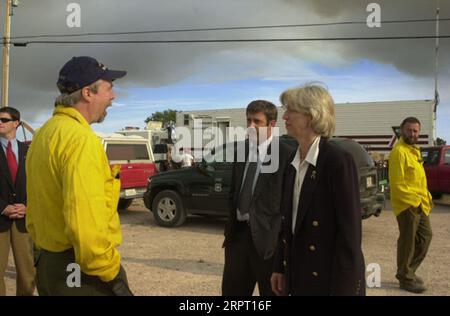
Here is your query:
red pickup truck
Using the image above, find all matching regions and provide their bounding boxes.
[19,125,158,210]
[421,146,450,198]
[99,133,158,210]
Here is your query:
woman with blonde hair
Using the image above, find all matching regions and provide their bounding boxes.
[271,83,366,296]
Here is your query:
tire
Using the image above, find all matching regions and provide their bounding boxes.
[118,198,133,210]
[374,208,382,217]
[151,190,187,227]
[431,192,442,200]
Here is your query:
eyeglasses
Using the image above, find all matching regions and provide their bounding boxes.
[0,118,16,123]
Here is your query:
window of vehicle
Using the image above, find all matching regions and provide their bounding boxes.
[445,149,450,165]
[422,149,440,166]
[153,144,168,154]
[203,145,232,170]
[106,143,150,161]
[330,138,374,168]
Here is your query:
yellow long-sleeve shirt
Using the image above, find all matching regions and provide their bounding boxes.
[388,137,433,216]
[26,106,122,282]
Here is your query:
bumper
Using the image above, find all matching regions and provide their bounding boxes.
[360,193,385,219]
[119,187,147,199]
[143,190,152,209]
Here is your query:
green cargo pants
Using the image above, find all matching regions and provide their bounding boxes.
[395,205,432,284]
[34,248,117,296]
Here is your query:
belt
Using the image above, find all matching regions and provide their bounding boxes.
[34,247,75,268]
[40,247,74,255]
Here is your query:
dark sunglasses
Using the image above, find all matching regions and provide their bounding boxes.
[0,118,16,123]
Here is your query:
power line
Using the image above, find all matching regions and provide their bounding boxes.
[10,34,450,46]
[9,17,450,40]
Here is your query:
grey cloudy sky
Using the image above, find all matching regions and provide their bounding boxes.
[1,0,449,138]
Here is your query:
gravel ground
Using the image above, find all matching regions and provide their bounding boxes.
[5,198,450,296]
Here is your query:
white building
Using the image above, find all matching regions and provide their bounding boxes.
[175,99,435,156]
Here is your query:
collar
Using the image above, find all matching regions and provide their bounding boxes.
[399,137,420,153]
[53,105,91,129]
[291,136,321,171]
[258,135,273,155]
[247,135,273,162]
[0,137,17,148]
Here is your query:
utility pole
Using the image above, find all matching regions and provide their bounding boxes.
[433,0,440,144]
[434,0,440,110]
[2,0,12,107]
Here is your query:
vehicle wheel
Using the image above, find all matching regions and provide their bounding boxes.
[431,192,442,200]
[118,198,133,210]
[152,190,186,227]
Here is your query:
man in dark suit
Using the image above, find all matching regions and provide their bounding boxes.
[222,100,294,296]
[0,107,35,296]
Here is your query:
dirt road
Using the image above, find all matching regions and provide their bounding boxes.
[5,199,450,296]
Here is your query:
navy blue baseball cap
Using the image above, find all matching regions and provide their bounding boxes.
[57,56,127,94]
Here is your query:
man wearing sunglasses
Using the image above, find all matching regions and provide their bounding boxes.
[26,56,132,296]
[0,107,35,296]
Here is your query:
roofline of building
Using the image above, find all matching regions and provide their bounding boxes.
[176,99,434,113]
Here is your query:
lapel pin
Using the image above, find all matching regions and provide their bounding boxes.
[311,170,317,180]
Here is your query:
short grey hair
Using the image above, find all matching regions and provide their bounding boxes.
[54,80,101,107]
[280,83,336,138]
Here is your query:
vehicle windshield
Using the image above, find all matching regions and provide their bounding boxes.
[106,143,151,161]
[330,138,374,168]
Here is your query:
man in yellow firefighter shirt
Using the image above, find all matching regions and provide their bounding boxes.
[26,56,132,296]
[389,116,433,294]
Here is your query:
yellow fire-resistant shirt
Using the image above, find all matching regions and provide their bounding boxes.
[388,137,433,217]
[26,106,122,282]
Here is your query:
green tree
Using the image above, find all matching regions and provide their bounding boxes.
[145,109,177,126]
[436,137,447,146]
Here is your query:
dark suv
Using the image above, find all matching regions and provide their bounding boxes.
[143,137,385,227]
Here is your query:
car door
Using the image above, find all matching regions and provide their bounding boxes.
[188,146,233,216]
[187,167,216,210]
[422,148,440,192]
[438,148,450,193]
[203,160,232,215]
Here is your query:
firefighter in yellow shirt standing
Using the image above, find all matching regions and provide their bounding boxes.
[388,117,433,294]
[26,56,132,296]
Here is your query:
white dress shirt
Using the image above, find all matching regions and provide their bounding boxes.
[291,136,321,234]
[237,135,273,222]
[0,137,19,161]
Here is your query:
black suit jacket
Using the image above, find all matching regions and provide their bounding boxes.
[0,140,28,233]
[223,137,294,260]
[273,138,366,296]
